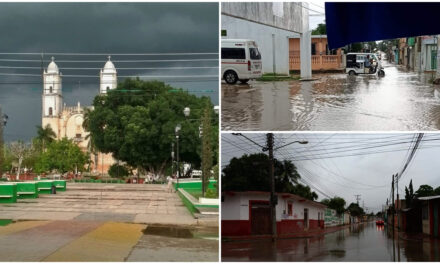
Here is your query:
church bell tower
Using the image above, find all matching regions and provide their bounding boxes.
[42,57,63,118]
[100,56,117,94]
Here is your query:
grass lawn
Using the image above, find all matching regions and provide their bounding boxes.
[256,73,301,82]
[186,188,218,199]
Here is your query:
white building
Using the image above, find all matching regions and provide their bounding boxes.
[222,191,326,237]
[420,36,438,72]
[42,56,116,174]
[221,2,311,78]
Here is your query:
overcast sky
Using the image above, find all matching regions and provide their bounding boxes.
[0,3,219,142]
[222,133,440,213]
[307,1,326,31]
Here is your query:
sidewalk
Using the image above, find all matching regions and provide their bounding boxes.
[0,220,218,261]
[0,183,209,227]
[223,223,366,242]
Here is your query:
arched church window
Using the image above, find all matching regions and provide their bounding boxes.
[48,107,53,116]
[49,86,53,93]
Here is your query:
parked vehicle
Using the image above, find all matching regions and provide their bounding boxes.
[346,52,385,77]
[221,39,262,84]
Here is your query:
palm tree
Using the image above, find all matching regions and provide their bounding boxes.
[82,108,98,171]
[36,124,56,152]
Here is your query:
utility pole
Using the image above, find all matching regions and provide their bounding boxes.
[395,173,399,230]
[267,133,276,241]
[392,174,395,229]
[171,142,174,178]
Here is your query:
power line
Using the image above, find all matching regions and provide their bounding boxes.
[233,133,266,149]
[0,66,218,70]
[293,2,325,15]
[0,73,218,78]
[309,2,325,10]
[0,58,218,63]
[0,52,218,56]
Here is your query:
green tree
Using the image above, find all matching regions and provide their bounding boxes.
[312,23,326,35]
[1,146,14,173]
[347,202,365,217]
[35,124,56,152]
[222,153,318,200]
[434,186,440,195]
[201,106,213,195]
[212,164,219,195]
[405,179,415,208]
[35,138,89,174]
[290,183,318,201]
[349,43,363,52]
[321,196,346,215]
[86,78,218,178]
[415,184,435,197]
[82,107,98,171]
[108,163,130,178]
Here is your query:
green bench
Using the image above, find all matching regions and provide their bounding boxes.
[53,180,67,191]
[16,182,38,199]
[0,183,17,203]
[37,180,55,194]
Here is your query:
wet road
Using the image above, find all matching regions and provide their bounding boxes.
[222,222,440,262]
[221,60,440,131]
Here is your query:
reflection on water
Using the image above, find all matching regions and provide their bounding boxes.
[222,222,440,262]
[222,60,440,131]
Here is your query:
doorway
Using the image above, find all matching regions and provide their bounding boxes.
[304,208,309,230]
[250,201,271,235]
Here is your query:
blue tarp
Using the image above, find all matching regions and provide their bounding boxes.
[325,2,440,49]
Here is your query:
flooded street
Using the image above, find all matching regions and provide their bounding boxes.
[222,60,440,131]
[222,222,440,261]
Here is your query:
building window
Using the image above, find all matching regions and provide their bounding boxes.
[288,202,293,216]
[49,86,53,93]
[48,107,53,116]
[106,86,110,91]
[76,133,81,139]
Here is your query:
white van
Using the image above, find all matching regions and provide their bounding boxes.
[221,39,262,84]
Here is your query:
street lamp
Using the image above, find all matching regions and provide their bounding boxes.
[175,123,181,188]
[2,114,7,126]
[175,107,190,188]
[183,107,190,117]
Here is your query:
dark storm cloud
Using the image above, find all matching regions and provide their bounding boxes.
[0,3,218,53]
[0,3,219,142]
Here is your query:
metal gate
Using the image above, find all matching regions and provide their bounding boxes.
[250,201,271,235]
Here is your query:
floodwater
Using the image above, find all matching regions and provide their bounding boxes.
[221,60,440,131]
[222,222,440,262]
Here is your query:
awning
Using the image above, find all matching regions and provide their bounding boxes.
[325,2,440,49]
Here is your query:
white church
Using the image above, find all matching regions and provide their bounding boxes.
[41,56,116,174]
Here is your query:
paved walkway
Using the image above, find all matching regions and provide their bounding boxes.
[0,183,219,261]
[0,183,204,226]
[0,220,218,261]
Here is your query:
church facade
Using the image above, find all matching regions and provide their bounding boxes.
[42,57,116,174]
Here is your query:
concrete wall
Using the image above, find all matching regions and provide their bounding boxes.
[222,192,326,236]
[325,208,344,227]
[221,2,304,33]
[222,192,324,221]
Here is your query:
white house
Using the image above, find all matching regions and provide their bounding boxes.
[222,191,326,237]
